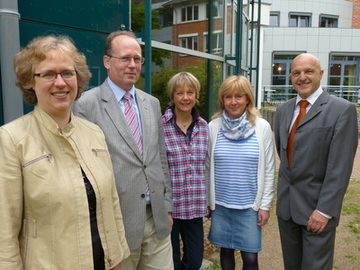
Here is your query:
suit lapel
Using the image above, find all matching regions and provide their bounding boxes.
[101,82,143,160]
[135,89,150,159]
[299,91,328,128]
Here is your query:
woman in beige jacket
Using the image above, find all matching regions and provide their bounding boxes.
[0,36,129,269]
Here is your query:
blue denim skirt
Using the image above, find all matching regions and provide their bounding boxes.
[208,204,261,252]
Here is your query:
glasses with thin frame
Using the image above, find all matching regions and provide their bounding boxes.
[34,70,77,81]
[109,55,145,65]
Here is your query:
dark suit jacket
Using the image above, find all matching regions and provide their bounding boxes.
[73,80,173,250]
[275,90,358,227]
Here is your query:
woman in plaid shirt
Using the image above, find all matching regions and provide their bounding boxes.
[162,72,209,270]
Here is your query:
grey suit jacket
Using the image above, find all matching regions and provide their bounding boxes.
[73,80,173,250]
[275,90,358,227]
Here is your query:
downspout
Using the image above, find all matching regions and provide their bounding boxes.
[0,0,23,123]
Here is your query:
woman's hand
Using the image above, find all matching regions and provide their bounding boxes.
[257,209,270,226]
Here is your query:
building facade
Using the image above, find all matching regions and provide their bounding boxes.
[262,0,360,103]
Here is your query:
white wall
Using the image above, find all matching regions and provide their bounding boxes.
[261,0,358,86]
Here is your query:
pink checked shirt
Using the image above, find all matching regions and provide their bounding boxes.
[162,107,209,219]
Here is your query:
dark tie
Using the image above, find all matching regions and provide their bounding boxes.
[287,100,309,167]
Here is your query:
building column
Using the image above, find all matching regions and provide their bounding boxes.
[0,0,23,124]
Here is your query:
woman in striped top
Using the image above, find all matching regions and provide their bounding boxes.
[207,75,275,270]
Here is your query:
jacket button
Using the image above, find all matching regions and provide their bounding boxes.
[141,194,145,198]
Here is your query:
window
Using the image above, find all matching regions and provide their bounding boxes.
[181,6,199,22]
[180,35,198,51]
[206,1,224,18]
[204,32,223,54]
[289,13,311,27]
[269,12,280,27]
[272,54,298,85]
[329,55,358,86]
[329,55,359,102]
[319,15,338,28]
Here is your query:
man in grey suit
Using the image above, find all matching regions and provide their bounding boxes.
[73,31,174,270]
[275,53,358,270]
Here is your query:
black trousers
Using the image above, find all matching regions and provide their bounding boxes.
[171,217,204,270]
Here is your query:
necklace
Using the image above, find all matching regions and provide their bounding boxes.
[177,117,192,128]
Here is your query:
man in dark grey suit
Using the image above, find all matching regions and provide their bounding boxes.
[73,31,174,270]
[275,53,358,270]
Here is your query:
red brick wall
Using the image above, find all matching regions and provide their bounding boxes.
[351,0,360,28]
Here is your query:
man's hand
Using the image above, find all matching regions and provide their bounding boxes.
[168,212,173,230]
[307,210,329,233]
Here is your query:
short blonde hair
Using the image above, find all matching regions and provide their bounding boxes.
[166,72,200,106]
[212,75,261,125]
[14,35,91,105]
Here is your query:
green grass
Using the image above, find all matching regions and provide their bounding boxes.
[205,262,221,270]
[342,204,360,215]
[345,254,357,260]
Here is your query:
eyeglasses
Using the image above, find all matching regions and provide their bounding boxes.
[34,70,77,81]
[109,55,145,65]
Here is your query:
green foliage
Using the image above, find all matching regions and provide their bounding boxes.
[131,1,171,67]
[206,262,222,270]
[131,2,161,32]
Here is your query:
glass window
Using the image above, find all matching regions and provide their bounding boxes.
[328,55,359,102]
[194,6,199,20]
[204,32,223,54]
[320,16,338,28]
[180,36,198,51]
[289,14,311,27]
[181,6,199,22]
[272,54,298,85]
[269,13,280,27]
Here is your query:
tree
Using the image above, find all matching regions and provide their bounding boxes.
[131,1,171,67]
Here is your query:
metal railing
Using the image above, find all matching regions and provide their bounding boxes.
[262,85,360,106]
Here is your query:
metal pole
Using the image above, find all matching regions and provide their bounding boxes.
[144,0,151,94]
[235,0,243,74]
[255,0,261,108]
[0,0,23,124]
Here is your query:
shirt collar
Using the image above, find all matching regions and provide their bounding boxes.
[107,77,136,102]
[295,87,323,105]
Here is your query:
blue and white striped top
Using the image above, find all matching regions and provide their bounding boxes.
[214,131,259,209]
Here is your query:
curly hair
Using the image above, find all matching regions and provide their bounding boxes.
[166,71,201,106]
[212,75,261,125]
[14,35,91,105]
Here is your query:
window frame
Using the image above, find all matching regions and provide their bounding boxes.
[319,14,338,28]
[289,12,312,27]
[269,12,280,27]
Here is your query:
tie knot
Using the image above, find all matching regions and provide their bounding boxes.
[299,100,309,108]
[123,92,132,101]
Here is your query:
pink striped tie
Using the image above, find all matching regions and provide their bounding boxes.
[123,92,143,155]
[123,92,149,195]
